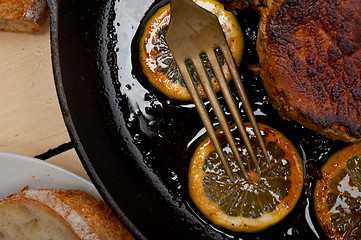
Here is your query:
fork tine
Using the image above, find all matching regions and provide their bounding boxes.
[219,42,272,168]
[191,55,249,179]
[176,59,235,181]
[165,0,271,178]
[205,49,261,173]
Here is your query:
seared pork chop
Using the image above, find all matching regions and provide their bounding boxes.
[224,0,361,142]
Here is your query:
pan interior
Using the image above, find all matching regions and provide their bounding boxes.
[50,0,345,239]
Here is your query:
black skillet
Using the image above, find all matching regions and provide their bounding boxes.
[47,0,345,239]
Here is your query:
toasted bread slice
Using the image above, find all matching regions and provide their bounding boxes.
[0,188,135,240]
[0,0,48,33]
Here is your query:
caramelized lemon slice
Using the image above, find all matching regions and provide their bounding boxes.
[189,123,303,232]
[314,143,361,240]
[139,0,244,101]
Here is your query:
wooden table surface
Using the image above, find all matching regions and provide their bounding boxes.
[0,19,88,179]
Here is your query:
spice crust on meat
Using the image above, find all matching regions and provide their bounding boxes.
[222,0,361,142]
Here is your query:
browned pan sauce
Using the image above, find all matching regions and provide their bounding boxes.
[121,1,350,239]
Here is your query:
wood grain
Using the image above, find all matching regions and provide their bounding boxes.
[0,18,86,177]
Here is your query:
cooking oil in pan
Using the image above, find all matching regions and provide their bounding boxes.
[105,0,348,239]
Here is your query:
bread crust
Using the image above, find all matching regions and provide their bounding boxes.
[0,188,134,240]
[0,0,48,33]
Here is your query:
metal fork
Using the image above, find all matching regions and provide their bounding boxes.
[165,0,270,180]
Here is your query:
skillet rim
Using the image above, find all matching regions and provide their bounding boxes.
[46,0,147,239]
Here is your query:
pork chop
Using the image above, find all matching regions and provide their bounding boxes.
[223,0,361,142]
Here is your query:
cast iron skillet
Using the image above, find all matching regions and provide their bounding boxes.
[48,0,344,239]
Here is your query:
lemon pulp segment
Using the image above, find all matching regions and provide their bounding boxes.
[189,123,303,232]
[314,143,361,240]
[139,0,244,100]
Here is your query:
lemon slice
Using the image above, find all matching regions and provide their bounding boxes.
[189,123,303,232]
[314,143,361,240]
[139,0,244,101]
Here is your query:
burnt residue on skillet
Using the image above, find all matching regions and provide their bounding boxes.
[50,0,348,239]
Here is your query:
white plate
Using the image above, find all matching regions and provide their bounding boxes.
[0,152,100,199]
